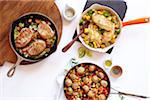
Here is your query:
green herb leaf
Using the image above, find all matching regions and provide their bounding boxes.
[120,95,124,100]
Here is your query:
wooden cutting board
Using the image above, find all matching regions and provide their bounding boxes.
[0,0,62,66]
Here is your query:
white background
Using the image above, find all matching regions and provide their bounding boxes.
[0,0,150,100]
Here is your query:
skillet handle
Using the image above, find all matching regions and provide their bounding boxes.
[122,17,150,27]
[7,57,22,77]
[7,66,16,77]
[110,87,150,99]
[110,92,150,99]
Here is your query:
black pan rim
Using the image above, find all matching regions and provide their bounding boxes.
[63,62,111,99]
[9,12,58,61]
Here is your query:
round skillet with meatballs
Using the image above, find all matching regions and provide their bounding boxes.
[64,63,110,100]
[11,13,58,60]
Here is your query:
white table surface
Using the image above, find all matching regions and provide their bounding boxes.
[0,0,150,100]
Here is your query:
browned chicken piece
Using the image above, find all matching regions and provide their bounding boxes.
[92,13,114,31]
[37,21,54,39]
[23,39,46,56]
[15,28,33,48]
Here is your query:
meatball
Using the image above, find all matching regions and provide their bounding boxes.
[83,85,89,93]
[23,39,46,56]
[88,90,95,97]
[99,94,106,100]
[67,87,73,95]
[83,77,89,84]
[89,65,96,72]
[15,28,33,48]
[101,80,108,87]
[38,21,54,39]
[92,75,99,83]
[72,82,79,90]
[77,66,85,74]
[70,74,77,80]
[98,72,105,79]
[65,79,72,87]
[75,98,81,100]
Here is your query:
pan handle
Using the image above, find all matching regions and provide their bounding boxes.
[7,57,22,77]
[110,87,150,99]
[122,17,150,27]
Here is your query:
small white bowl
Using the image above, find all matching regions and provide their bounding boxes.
[63,4,76,21]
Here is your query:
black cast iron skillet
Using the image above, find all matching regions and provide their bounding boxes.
[63,63,111,99]
[7,13,58,77]
[63,63,150,99]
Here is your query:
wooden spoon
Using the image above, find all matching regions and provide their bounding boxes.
[62,32,83,52]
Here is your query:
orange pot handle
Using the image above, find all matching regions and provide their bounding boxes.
[122,17,150,27]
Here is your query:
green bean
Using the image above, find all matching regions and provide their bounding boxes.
[79,19,84,25]
[87,9,94,16]
[115,29,121,35]
[103,11,111,17]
